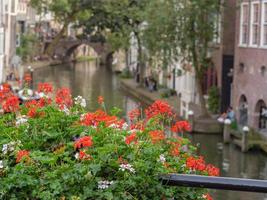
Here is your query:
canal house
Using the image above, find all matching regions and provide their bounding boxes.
[233,0,267,132]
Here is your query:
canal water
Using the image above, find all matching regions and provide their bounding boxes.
[33,61,267,200]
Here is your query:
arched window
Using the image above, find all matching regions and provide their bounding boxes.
[255,100,267,130]
[239,95,248,126]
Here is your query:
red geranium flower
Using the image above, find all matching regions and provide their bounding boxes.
[2,96,20,113]
[149,130,165,144]
[206,164,220,176]
[38,83,53,94]
[27,107,37,118]
[24,73,32,83]
[74,136,93,150]
[128,109,141,121]
[98,96,104,104]
[16,150,30,163]
[145,100,174,120]
[203,193,213,200]
[171,121,191,133]
[79,150,92,160]
[55,88,73,108]
[125,133,138,145]
[186,156,206,171]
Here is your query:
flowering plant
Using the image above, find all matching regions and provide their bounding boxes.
[0,85,219,200]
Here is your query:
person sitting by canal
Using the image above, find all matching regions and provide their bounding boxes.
[226,106,235,121]
[219,106,235,122]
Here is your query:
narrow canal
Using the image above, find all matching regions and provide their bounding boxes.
[33,61,267,200]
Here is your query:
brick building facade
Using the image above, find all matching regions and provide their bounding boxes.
[233,0,267,131]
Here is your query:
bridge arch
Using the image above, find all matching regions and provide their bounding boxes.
[53,39,113,66]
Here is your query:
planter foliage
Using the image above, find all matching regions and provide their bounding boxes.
[0,84,218,200]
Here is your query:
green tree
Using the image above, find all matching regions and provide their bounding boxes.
[83,0,149,85]
[142,0,221,117]
[16,34,38,62]
[30,0,95,56]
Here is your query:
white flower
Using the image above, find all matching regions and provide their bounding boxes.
[80,114,86,121]
[75,96,86,108]
[128,129,139,134]
[2,144,8,155]
[75,153,79,160]
[37,92,46,98]
[62,106,70,115]
[158,154,166,163]
[98,180,114,190]
[16,116,28,126]
[1,141,20,155]
[122,123,128,130]
[109,123,117,129]
[119,164,135,173]
[0,160,3,169]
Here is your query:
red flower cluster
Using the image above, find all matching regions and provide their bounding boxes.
[38,83,53,94]
[24,73,32,83]
[81,110,118,127]
[186,156,206,171]
[125,133,138,145]
[25,99,48,118]
[2,96,20,113]
[186,156,220,176]
[37,97,52,108]
[128,109,141,121]
[55,88,73,109]
[206,164,220,176]
[74,136,93,150]
[16,150,30,163]
[0,84,13,104]
[79,150,92,160]
[203,193,213,200]
[130,121,145,131]
[169,141,181,157]
[171,121,191,133]
[145,100,174,120]
[149,130,165,144]
[98,96,104,104]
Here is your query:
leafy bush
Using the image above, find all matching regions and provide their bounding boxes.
[207,86,220,114]
[16,33,39,62]
[119,68,132,79]
[0,84,218,200]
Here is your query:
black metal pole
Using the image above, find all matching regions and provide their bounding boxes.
[159,174,267,193]
[30,69,34,90]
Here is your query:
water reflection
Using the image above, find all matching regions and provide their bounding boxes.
[33,61,267,200]
[188,133,267,200]
[33,61,139,114]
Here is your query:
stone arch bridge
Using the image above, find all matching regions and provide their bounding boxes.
[51,38,113,65]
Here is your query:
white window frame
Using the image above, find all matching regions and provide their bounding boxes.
[239,2,249,47]
[249,1,260,47]
[261,0,267,48]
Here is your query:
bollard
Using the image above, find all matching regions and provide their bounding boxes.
[188,110,194,132]
[223,119,231,144]
[242,126,249,152]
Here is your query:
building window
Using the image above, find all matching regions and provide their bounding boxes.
[0,32,4,55]
[240,3,249,45]
[239,62,245,73]
[261,1,267,46]
[11,0,16,13]
[250,2,260,46]
[261,66,266,76]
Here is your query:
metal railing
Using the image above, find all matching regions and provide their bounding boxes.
[160,174,267,193]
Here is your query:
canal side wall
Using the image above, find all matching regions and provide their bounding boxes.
[120,78,223,134]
